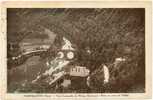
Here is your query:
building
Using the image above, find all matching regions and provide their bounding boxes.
[69,66,90,77]
[32,36,90,89]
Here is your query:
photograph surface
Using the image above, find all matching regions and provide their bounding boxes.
[7,8,145,93]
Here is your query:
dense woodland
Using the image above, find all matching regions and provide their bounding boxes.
[7,8,145,93]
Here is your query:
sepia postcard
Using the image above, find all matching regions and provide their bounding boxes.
[0,1,152,100]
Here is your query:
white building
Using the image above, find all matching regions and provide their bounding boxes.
[69,66,90,77]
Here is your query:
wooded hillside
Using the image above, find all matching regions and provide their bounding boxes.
[7,8,145,92]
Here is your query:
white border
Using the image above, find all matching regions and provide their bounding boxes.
[0,1,152,100]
